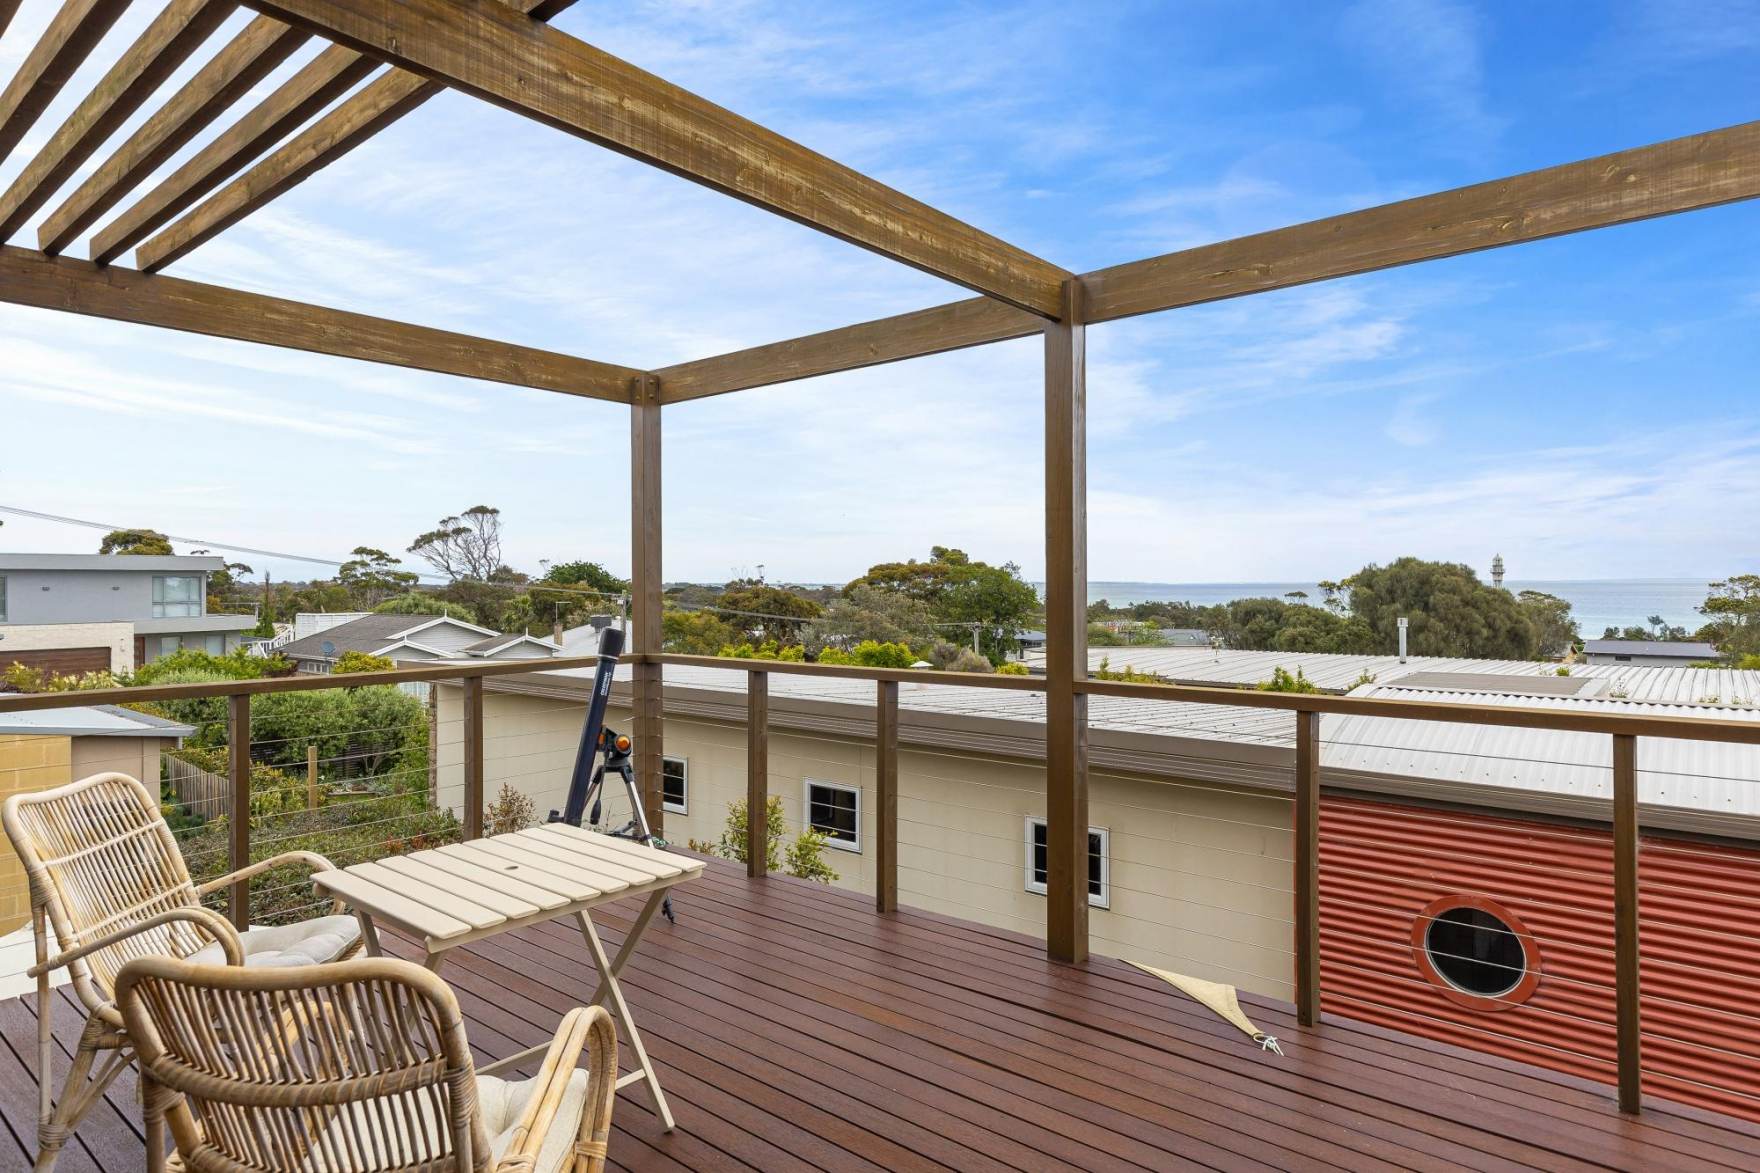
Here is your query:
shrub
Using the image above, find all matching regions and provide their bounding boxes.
[693,795,838,883]
[1256,666,1320,693]
[995,661,1030,676]
[487,781,538,836]
[1093,656,1164,684]
[333,650,397,675]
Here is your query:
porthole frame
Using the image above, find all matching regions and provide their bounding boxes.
[1410,894,1541,1012]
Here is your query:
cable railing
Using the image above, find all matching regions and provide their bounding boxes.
[7,648,1760,1123]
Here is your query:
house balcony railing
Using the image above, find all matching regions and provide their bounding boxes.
[4,652,1759,1124]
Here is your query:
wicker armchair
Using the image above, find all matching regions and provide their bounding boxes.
[116,956,618,1172]
[2,772,362,1171]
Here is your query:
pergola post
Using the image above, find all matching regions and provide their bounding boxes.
[1044,278,1089,964]
[630,372,665,835]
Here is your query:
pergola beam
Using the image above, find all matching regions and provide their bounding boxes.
[0,0,132,163]
[0,245,638,399]
[134,0,580,273]
[87,43,378,265]
[1081,120,1760,322]
[655,297,1040,404]
[656,120,1760,401]
[237,0,1071,317]
[38,16,310,255]
[0,0,238,242]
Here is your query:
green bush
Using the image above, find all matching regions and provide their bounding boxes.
[996,661,1030,676]
[689,795,837,883]
[1255,666,1321,693]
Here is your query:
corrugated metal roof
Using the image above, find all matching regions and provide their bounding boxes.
[0,705,195,738]
[1582,639,1719,658]
[1325,685,1760,816]
[1026,647,1559,691]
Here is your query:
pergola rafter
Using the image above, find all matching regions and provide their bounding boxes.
[0,2,1756,1054]
[237,0,1074,317]
[0,0,233,240]
[37,14,310,254]
[133,0,582,272]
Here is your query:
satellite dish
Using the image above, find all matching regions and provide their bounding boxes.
[320,640,336,656]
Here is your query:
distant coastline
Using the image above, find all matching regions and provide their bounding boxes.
[1043,578,1714,639]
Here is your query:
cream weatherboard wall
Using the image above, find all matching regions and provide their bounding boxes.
[435,684,1295,1000]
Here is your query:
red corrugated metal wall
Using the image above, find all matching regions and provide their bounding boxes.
[1320,795,1760,1121]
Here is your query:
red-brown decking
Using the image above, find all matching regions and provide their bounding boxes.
[3,853,1758,1172]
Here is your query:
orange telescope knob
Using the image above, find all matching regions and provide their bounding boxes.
[616,735,631,751]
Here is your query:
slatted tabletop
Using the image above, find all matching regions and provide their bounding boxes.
[315,823,704,952]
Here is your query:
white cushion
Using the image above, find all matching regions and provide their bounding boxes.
[302,1069,590,1172]
[482,1069,591,1173]
[189,914,360,968]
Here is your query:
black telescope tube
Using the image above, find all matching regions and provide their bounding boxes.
[554,626,625,827]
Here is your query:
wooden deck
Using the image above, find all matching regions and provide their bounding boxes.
[4,854,1759,1172]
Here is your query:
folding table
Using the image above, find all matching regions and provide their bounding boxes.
[312,821,703,1130]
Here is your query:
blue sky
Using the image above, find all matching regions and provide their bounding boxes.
[2,0,1758,586]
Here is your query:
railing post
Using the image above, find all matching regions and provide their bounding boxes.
[1294,709,1321,1026]
[1613,732,1642,1113]
[1044,275,1089,964]
[630,372,666,836]
[463,675,484,840]
[747,669,768,877]
[306,744,318,810]
[876,679,899,913]
[227,692,250,930]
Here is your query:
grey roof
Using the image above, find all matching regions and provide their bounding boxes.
[0,553,224,571]
[279,614,431,659]
[1582,640,1719,658]
[0,704,195,738]
[459,633,559,655]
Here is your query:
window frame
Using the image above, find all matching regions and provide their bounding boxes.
[662,756,689,815]
[1411,893,1540,1012]
[803,778,862,853]
[1023,817,1110,909]
[152,574,203,618]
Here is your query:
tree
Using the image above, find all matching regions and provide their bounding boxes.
[663,608,737,655]
[337,547,418,606]
[934,561,1039,663]
[1699,575,1760,659]
[801,585,935,653]
[373,592,479,625]
[1222,597,1289,650]
[206,561,254,612]
[409,506,503,581]
[1271,604,1373,654]
[715,579,823,644]
[1348,558,1535,659]
[1517,591,1580,659]
[503,560,630,635]
[99,527,172,555]
[842,545,970,603]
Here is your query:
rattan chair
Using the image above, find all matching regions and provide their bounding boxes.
[2,771,363,1171]
[115,955,618,1172]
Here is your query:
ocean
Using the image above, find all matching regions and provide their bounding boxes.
[1071,579,1715,640]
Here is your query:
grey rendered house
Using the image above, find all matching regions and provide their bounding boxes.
[0,554,257,673]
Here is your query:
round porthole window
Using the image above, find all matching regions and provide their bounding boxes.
[1411,895,1540,1011]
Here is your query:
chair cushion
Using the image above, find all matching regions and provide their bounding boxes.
[482,1070,591,1173]
[302,1069,590,1172]
[188,914,360,968]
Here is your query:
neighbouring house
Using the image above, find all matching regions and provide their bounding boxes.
[435,650,1760,1122]
[279,612,563,674]
[0,705,194,939]
[1581,638,1722,666]
[0,553,257,672]
[557,615,624,656]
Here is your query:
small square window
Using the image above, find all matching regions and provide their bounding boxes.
[153,575,202,618]
[662,757,688,815]
[1024,818,1109,908]
[204,634,225,656]
[805,780,860,852]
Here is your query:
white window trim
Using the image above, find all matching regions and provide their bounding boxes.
[662,756,689,815]
[803,778,861,853]
[1023,816,1110,909]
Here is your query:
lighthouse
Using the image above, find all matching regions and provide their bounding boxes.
[1491,553,1505,589]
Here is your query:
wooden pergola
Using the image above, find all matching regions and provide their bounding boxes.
[2,0,1757,1032]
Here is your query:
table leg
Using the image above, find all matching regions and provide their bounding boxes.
[356,910,383,958]
[578,891,674,1131]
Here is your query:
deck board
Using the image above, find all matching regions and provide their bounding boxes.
[1,852,1756,1171]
